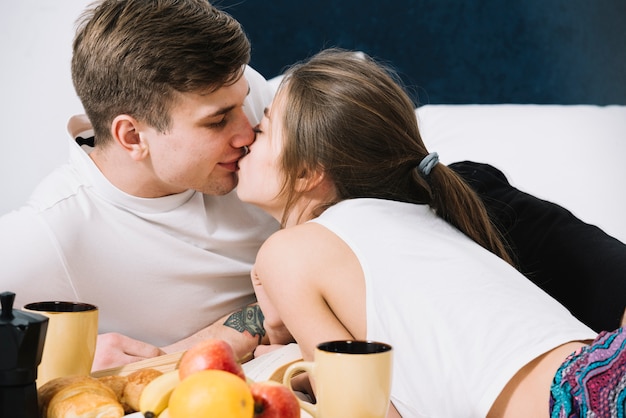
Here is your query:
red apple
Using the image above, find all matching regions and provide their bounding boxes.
[250,380,301,418]
[177,338,246,381]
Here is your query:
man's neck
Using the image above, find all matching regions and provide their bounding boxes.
[89,146,182,198]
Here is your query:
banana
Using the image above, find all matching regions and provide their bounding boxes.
[139,370,180,416]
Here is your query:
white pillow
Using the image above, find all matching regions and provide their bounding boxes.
[416,105,626,244]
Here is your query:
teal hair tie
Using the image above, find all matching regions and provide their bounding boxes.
[417,152,439,177]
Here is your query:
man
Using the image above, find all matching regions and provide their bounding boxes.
[0,0,278,370]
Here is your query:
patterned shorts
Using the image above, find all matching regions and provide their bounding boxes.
[550,327,626,417]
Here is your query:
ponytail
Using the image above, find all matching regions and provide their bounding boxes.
[422,162,515,266]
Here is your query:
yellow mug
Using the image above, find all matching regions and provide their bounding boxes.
[283,340,393,418]
[23,301,98,387]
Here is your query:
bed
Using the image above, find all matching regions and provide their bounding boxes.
[1,1,625,329]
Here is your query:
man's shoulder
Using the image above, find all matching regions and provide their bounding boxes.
[0,164,85,257]
[24,163,85,212]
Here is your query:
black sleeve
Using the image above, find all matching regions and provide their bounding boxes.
[450,160,626,332]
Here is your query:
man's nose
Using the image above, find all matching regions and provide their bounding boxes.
[232,108,255,146]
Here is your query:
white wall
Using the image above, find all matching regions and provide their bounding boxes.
[0,1,91,215]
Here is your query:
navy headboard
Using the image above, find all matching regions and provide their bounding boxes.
[217,0,626,105]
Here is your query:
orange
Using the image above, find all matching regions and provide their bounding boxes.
[168,369,253,418]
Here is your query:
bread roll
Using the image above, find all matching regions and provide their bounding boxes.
[38,375,124,418]
[122,368,163,412]
[98,375,131,413]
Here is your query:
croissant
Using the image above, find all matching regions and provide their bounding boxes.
[38,375,124,418]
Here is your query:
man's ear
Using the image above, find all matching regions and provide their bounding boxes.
[111,114,149,161]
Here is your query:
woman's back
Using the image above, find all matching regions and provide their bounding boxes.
[312,197,596,417]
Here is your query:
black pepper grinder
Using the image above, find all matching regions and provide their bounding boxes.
[0,291,48,418]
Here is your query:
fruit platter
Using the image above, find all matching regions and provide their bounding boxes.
[38,339,309,418]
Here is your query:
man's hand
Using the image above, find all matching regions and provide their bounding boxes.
[91,332,165,372]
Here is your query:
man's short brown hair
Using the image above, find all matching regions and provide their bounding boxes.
[72,0,250,145]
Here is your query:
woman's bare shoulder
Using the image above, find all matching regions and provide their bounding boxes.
[260,222,341,254]
[256,222,351,280]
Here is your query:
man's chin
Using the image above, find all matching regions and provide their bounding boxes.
[198,174,238,196]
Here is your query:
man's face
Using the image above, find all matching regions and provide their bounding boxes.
[139,75,253,196]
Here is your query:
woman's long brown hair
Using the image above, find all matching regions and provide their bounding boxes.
[276,49,513,264]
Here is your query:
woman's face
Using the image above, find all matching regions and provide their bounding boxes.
[236,90,287,220]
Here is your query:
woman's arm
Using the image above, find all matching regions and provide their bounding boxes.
[252,223,365,361]
[254,224,402,415]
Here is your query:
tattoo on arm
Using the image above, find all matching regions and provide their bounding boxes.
[224,305,266,343]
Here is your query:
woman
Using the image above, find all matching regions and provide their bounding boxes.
[237,49,624,417]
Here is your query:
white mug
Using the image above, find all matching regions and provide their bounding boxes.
[283,340,393,418]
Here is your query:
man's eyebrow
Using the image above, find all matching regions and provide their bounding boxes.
[205,105,236,119]
[203,84,250,119]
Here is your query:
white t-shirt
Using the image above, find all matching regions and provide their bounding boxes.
[0,66,279,346]
[312,198,597,418]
